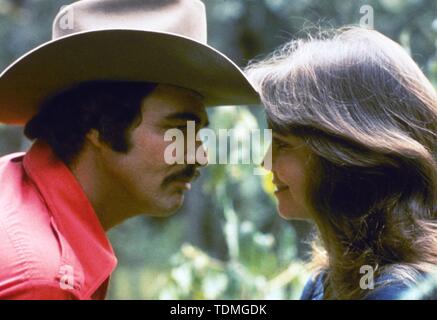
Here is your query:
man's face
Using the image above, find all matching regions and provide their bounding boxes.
[97,84,209,217]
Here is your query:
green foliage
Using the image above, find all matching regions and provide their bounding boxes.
[158,107,308,299]
[107,106,309,300]
[1,0,436,300]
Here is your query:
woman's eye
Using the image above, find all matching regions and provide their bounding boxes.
[273,139,289,150]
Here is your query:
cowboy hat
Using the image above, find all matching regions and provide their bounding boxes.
[0,0,259,125]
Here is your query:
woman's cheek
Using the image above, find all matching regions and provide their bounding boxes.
[276,155,305,187]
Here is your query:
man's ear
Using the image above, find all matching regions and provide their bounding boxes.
[86,129,105,149]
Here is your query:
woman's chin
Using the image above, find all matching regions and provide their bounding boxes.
[277,205,296,220]
[277,203,310,220]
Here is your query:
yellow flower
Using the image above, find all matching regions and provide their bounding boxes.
[261,171,275,198]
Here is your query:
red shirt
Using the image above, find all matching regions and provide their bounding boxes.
[0,140,117,299]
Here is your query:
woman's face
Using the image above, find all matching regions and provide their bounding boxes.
[265,133,314,220]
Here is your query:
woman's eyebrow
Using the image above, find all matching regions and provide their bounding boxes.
[164,112,210,127]
[272,134,306,148]
[272,133,289,142]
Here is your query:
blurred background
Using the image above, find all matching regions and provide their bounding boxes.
[0,0,436,299]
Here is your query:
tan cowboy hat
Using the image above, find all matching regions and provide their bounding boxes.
[0,0,259,125]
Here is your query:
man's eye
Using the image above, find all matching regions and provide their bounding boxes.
[174,125,187,131]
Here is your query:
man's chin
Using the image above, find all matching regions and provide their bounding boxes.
[150,194,185,217]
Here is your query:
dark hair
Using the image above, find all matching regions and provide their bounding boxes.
[247,27,437,299]
[24,80,157,164]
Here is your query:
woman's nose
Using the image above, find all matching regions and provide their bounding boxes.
[261,143,273,171]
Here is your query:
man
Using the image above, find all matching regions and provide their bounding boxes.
[0,0,258,299]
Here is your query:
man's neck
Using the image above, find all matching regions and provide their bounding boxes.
[68,145,137,231]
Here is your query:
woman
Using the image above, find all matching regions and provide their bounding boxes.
[246,27,437,300]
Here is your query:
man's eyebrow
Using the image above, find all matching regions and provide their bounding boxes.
[164,112,210,127]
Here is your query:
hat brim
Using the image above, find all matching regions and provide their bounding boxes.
[0,29,260,125]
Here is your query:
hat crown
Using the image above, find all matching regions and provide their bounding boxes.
[52,0,207,43]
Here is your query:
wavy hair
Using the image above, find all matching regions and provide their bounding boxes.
[247,27,437,299]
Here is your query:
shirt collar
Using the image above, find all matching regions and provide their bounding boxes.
[23,140,117,299]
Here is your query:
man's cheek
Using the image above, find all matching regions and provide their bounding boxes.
[161,140,184,165]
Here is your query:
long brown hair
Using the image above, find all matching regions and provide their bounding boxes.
[247,27,437,299]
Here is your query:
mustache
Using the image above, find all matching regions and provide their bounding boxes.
[162,165,201,187]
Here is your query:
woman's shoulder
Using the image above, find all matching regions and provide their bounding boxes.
[365,269,430,300]
[300,271,326,300]
[363,273,414,300]
[300,268,427,300]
